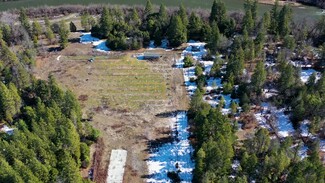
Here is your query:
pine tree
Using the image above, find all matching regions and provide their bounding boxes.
[128,8,141,27]
[251,60,266,93]
[0,82,16,122]
[178,4,188,26]
[251,0,258,25]
[69,21,77,32]
[167,15,187,47]
[207,22,220,54]
[98,7,112,38]
[270,0,279,34]
[187,12,203,41]
[209,0,226,30]
[46,27,54,44]
[243,8,254,32]
[144,0,153,18]
[278,5,292,37]
[58,21,69,49]
[32,21,42,38]
[263,11,271,30]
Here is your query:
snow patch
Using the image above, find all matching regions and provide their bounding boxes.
[300,69,321,83]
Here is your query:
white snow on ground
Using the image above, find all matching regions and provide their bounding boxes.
[298,145,309,159]
[147,39,169,50]
[80,33,110,52]
[183,66,197,96]
[200,61,214,75]
[262,89,279,99]
[254,102,295,138]
[92,40,110,52]
[182,41,207,61]
[106,149,127,183]
[79,32,99,43]
[206,77,222,91]
[0,125,15,135]
[300,120,311,137]
[56,55,61,61]
[147,112,194,183]
[300,69,321,83]
[275,108,295,137]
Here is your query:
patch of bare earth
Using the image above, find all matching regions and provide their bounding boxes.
[33,42,188,183]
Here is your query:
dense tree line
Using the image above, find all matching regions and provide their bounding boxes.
[0,11,98,183]
[185,0,325,183]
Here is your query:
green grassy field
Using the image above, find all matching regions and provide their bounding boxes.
[0,0,323,21]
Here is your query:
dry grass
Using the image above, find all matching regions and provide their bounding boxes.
[33,41,188,182]
[60,55,168,111]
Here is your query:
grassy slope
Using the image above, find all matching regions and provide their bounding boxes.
[0,0,322,20]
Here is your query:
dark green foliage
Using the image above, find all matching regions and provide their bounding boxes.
[167,15,187,47]
[207,22,220,54]
[0,34,97,183]
[209,0,227,32]
[69,21,77,32]
[251,60,266,93]
[143,0,153,18]
[183,56,194,68]
[58,21,69,49]
[187,12,203,41]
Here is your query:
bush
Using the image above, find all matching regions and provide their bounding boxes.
[184,56,194,68]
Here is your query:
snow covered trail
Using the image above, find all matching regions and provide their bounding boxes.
[147,112,194,183]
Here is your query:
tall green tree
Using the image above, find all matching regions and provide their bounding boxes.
[0,82,16,122]
[144,0,153,18]
[251,60,266,93]
[207,22,220,54]
[32,21,42,38]
[178,4,188,26]
[98,7,112,38]
[187,12,203,41]
[270,0,279,34]
[209,0,227,32]
[278,5,292,37]
[167,15,187,47]
[58,21,69,49]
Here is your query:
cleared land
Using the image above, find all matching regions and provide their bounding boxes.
[33,39,188,182]
[0,0,322,20]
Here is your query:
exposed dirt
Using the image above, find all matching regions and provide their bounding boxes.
[33,39,188,182]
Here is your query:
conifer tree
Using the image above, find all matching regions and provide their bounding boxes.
[251,60,266,93]
[209,0,226,32]
[58,21,69,49]
[167,15,187,47]
[187,12,203,41]
[32,21,42,38]
[178,4,188,26]
[98,7,112,38]
[270,0,279,34]
[207,22,220,54]
[144,0,153,18]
